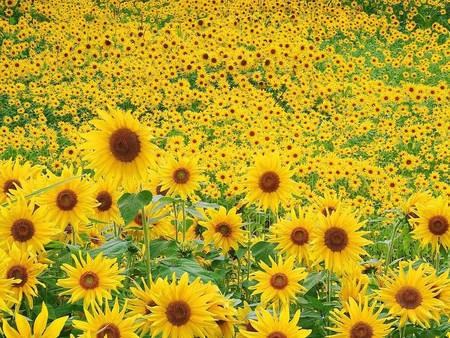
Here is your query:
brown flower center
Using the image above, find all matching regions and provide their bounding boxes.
[173,168,190,184]
[321,206,336,216]
[3,179,21,194]
[79,271,99,289]
[350,322,374,338]
[96,191,113,212]
[96,324,120,338]
[258,171,280,193]
[267,332,288,338]
[215,222,232,237]
[56,189,78,211]
[166,300,191,326]
[11,218,35,242]
[270,272,288,289]
[64,223,73,234]
[395,286,422,309]
[290,227,309,245]
[7,265,28,287]
[428,215,449,236]
[324,227,348,252]
[109,128,141,163]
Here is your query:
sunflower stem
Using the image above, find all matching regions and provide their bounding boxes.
[434,249,440,272]
[246,220,253,301]
[173,202,179,244]
[384,218,402,273]
[181,200,187,242]
[326,269,332,303]
[141,208,152,284]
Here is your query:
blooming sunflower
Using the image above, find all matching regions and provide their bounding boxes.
[314,191,341,216]
[2,302,68,338]
[83,108,156,190]
[159,156,203,199]
[378,263,444,327]
[245,154,296,211]
[0,159,41,204]
[411,196,450,251]
[251,256,307,306]
[0,273,17,313]
[239,307,311,338]
[57,253,125,308]
[401,191,432,220]
[91,178,121,224]
[73,299,140,338]
[269,209,314,264]
[339,268,369,307]
[200,206,245,253]
[148,273,218,338]
[0,197,58,252]
[311,208,371,274]
[329,298,392,338]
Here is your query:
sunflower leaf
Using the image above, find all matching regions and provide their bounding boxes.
[118,190,153,224]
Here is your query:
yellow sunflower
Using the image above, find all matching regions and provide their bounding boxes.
[0,159,41,204]
[378,263,444,328]
[148,273,218,338]
[269,209,314,264]
[329,297,392,338]
[73,299,140,338]
[339,268,369,307]
[239,307,311,338]
[314,191,341,216]
[57,253,125,308]
[200,206,245,253]
[251,256,308,306]
[401,191,432,220]
[411,196,450,251]
[91,178,121,224]
[0,197,58,252]
[2,302,68,338]
[245,154,296,211]
[159,156,203,199]
[0,271,17,313]
[311,208,371,274]
[83,108,156,190]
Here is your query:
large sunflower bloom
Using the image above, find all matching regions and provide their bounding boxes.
[0,160,41,204]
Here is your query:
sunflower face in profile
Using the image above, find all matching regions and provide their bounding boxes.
[329,298,391,338]
[200,206,245,253]
[159,156,203,199]
[412,196,450,251]
[92,179,121,224]
[312,208,371,274]
[379,263,444,327]
[245,154,296,211]
[251,256,307,306]
[83,109,156,190]
[0,160,42,204]
[57,253,125,308]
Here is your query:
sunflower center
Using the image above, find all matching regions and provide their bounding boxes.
[7,265,28,287]
[324,227,348,252]
[428,215,449,236]
[96,191,113,212]
[173,168,190,184]
[11,218,35,242]
[215,222,232,237]
[109,128,141,163]
[3,179,21,193]
[96,323,120,338]
[290,227,309,245]
[166,300,191,326]
[321,206,336,216]
[56,189,78,211]
[267,331,288,338]
[395,286,422,309]
[350,322,374,338]
[258,171,280,193]
[270,272,289,289]
[79,271,99,289]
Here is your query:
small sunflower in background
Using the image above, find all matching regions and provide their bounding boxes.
[245,154,296,211]
[57,253,125,308]
[401,191,432,221]
[91,178,121,224]
[200,206,245,253]
[314,191,342,216]
[159,155,204,199]
[339,268,369,307]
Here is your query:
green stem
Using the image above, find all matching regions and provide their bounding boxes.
[434,249,440,272]
[182,201,187,242]
[141,208,152,284]
[326,269,332,303]
[384,218,402,273]
[246,221,253,301]
[173,202,179,244]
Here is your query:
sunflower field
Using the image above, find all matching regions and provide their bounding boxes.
[0,0,449,337]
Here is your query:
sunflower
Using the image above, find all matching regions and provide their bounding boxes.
[148,273,218,338]
[159,156,203,199]
[314,191,341,216]
[0,197,58,252]
[339,268,369,307]
[57,253,125,308]
[269,209,314,264]
[2,302,68,338]
[251,256,307,306]
[200,206,245,253]
[239,307,311,338]
[91,178,121,224]
[82,108,156,190]
[401,191,432,220]
[411,196,450,251]
[0,245,46,308]
[0,273,17,313]
[37,166,96,229]
[378,263,444,327]
[311,208,371,274]
[0,159,41,204]
[245,154,296,211]
[73,299,140,338]
[124,203,173,241]
[87,225,106,248]
[329,298,392,338]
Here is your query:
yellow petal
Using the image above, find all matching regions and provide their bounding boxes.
[42,316,68,338]
[34,303,49,336]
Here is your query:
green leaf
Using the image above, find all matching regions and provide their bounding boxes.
[303,272,325,292]
[251,241,276,264]
[90,239,131,258]
[155,258,215,282]
[118,190,153,224]
[149,239,178,259]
